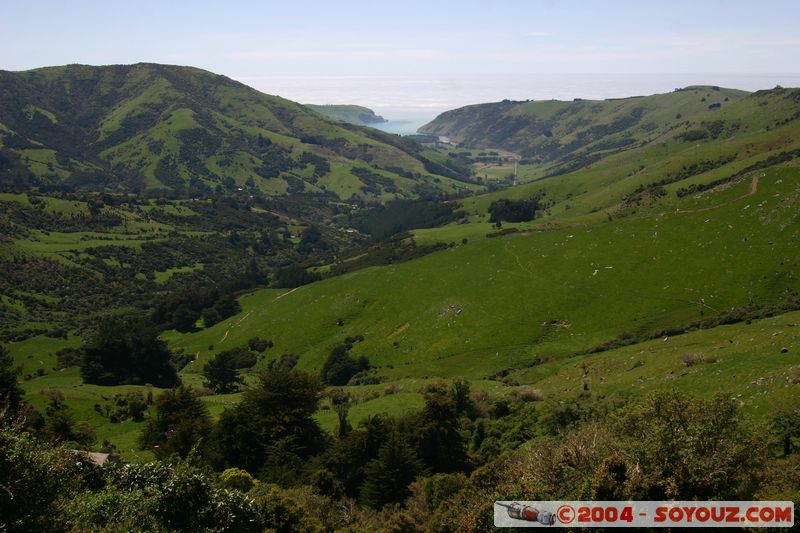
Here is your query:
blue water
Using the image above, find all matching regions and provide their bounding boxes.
[371,117,435,136]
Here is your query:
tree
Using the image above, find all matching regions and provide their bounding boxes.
[360,432,425,508]
[248,337,273,353]
[298,225,329,253]
[201,306,221,327]
[770,406,800,456]
[172,304,199,332]
[320,344,369,386]
[213,296,241,321]
[451,378,477,418]
[409,386,470,473]
[0,344,23,417]
[81,315,179,387]
[321,414,390,498]
[202,350,244,393]
[211,368,326,476]
[41,390,95,448]
[139,386,212,459]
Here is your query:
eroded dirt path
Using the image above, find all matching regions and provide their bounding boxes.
[219,310,253,343]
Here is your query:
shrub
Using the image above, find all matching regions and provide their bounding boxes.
[248,337,274,353]
[682,353,718,367]
[219,467,258,492]
[516,387,544,402]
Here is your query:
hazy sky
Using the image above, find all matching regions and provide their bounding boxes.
[3,0,799,118]
[3,0,799,75]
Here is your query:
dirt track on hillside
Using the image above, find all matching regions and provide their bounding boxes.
[675,174,760,214]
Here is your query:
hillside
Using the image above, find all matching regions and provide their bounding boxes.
[169,163,800,383]
[421,86,756,174]
[305,104,387,125]
[418,86,800,230]
[0,63,475,200]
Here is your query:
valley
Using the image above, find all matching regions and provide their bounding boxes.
[2,65,799,530]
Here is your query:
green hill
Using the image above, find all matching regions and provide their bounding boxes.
[305,104,387,125]
[0,63,475,200]
[420,86,754,174]
[421,86,800,230]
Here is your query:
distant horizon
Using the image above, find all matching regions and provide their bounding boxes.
[4,61,799,135]
[236,71,800,134]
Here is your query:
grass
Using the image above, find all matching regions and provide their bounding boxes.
[171,166,799,388]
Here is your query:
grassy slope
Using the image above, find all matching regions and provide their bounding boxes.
[416,87,800,243]
[420,86,749,159]
[161,160,799,407]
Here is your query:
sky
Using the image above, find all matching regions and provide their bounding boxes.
[2,0,799,124]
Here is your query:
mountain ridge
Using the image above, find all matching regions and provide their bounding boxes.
[0,63,475,200]
[419,86,767,172]
[305,104,387,125]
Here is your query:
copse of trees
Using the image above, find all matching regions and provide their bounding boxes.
[352,198,466,240]
[80,315,180,387]
[488,197,539,223]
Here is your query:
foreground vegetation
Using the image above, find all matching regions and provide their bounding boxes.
[2,359,799,531]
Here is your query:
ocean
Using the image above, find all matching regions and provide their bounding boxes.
[237,73,800,135]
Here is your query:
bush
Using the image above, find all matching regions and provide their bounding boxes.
[92,459,262,531]
[108,391,147,422]
[0,426,100,530]
[248,337,274,353]
[682,353,718,367]
[219,467,258,492]
[516,387,544,402]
